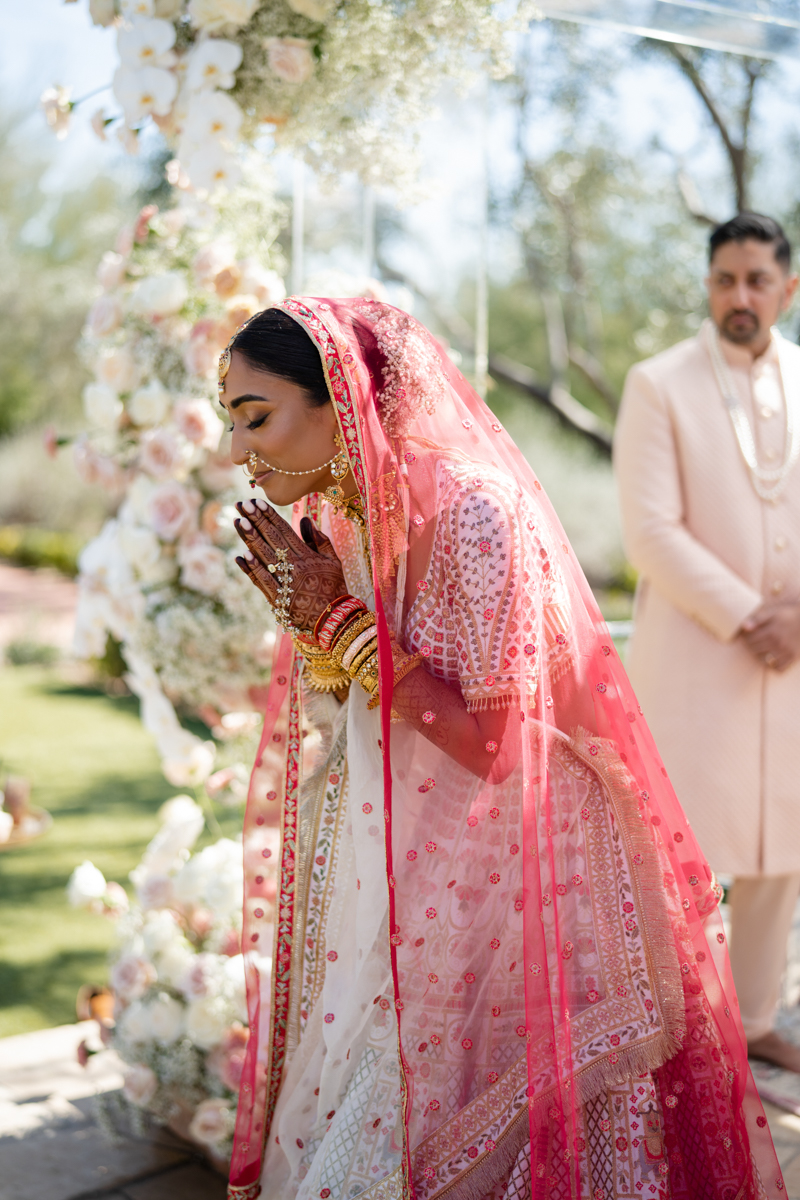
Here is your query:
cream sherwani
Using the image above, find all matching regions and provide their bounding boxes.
[615,320,800,1038]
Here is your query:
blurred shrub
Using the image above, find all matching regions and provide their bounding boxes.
[0,525,82,576]
[5,639,60,666]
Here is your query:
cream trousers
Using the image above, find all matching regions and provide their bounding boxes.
[727,873,800,1041]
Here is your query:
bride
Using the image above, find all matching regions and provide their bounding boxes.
[219,298,781,1199]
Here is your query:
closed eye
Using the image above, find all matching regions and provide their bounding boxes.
[247,415,267,431]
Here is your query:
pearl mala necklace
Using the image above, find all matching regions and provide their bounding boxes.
[707,321,800,503]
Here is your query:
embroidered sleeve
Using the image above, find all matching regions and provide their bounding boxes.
[404,463,574,711]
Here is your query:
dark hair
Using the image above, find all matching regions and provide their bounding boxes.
[709,212,791,270]
[230,308,330,407]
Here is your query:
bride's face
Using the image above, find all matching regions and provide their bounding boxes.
[220,350,348,507]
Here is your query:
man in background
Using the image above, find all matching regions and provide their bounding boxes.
[615,212,800,1070]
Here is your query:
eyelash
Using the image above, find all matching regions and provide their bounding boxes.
[227,416,267,433]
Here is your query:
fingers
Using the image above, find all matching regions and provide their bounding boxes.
[236,498,307,559]
[299,516,320,552]
[235,549,278,602]
[307,521,338,560]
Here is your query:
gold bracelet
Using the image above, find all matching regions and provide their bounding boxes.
[329,612,377,668]
[354,650,380,695]
[348,637,379,678]
[366,643,423,709]
[292,634,351,692]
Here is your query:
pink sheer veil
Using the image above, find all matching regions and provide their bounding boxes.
[228,297,781,1200]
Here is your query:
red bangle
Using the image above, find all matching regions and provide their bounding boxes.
[313,594,353,642]
[327,607,367,650]
[319,597,367,650]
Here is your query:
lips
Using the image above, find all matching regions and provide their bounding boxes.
[255,470,273,485]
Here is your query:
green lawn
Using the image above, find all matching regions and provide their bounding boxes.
[0,666,194,1036]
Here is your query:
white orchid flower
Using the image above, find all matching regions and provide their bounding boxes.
[185,39,243,91]
[184,92,243,146]
[114,65,179,125]
[185,144,242,192]
[117,18,177,70]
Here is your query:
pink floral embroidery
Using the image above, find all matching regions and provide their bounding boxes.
[491,1005,500,1016]
[489,806,500,819]
[324,1013,334,1023]
[516,1025,526,1038]
[490,938,500,950]
[429,1099,440,1111]
[556,883,567,896]
[510,844,519,855]
[524,643,536,656]
[413,514,424,527]
[428,973,438,983]
[362,803,372,814]
[417,580,429,592]
[479,540,491,553]
[596,682,606,693]
[464,971,476,983]
[491,422,501,432]
[467,815,478,827]
[489,872,500,884]
[461,1037,473,1049]
[571,873,583,886]
[484,608,495,620]
[426,907,436,919]
[462,419,473,430]
[407,850,417,861]
[267,790,277,800]
[425,841,437,853]
[530,963,542,975]
[404,451,416,464]
[327,951,337,961]
[422,710,436,724]
[601,645,611,656]
[485,740,498,753]
[423,1168,435,1181]
[633,853,643,864]
[586,989,599,1003]
[421,644,431,656]
[430,1034,441,1045]
[329,773,340,784]
[562,941,574,960]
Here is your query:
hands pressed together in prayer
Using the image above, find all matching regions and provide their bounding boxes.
[232,498,521,783]
[740,601,800,671]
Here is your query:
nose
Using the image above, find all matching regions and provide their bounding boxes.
[230,428,249,467]
[732,280,751,308]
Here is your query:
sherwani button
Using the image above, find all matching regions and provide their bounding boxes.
[771,581,784,595]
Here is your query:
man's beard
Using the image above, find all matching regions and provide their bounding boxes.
[719,308,760,345]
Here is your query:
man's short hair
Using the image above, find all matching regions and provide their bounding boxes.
[709,212,791,270]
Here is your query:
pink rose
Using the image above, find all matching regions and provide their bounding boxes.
[173,398,223,450]
[134,204,159,243]
[137,874,174,910]
[264,37,314,84]
[139,428,186,479]
[110,954,156,1002]
[177,537,228,595]
[192,240,236,287]
[207,1024,250,1091]
[179,953,216,1001]
[188,1097,233,1149]
[183,336,218,379]
[218,928,240,957]
[147,480,200,541]
[123,1063,158,1107]
[87,294,122,337]
[214,264,242,298]
[199,448,235,493]
[96,251,126,291]
[72,436,126,491]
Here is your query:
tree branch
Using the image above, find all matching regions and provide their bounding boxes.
[568,343,619,415]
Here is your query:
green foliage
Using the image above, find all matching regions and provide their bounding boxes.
[0,525,83,576]
[0,112,132,439]
[5,640,60,667]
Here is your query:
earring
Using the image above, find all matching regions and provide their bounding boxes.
[243,451,258,489]
[327,435,349,503]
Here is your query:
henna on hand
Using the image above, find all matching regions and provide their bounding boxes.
[234,498,347,632]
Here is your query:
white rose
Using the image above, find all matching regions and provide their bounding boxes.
[83,383,123,430]
[186,995,230,1049]
[130,271,188,317]
[188,1098,234,1148]
[161,732,216,787]
[264,37,314,84]
[148,992,185,1044]
[139,428,188,478]
[122,1063,158,1107]
[156,940,196,988]
[136,796,205,877]
[128,379,171,426]
[146,480,200,541]
[286,0,335,19]
[176,838,243,917]
[89,0,116,25]
[188,0,259,31]
[96,251,126,291]
[118,999,150,1043]
[117,524,173,585]
[110,954,157,1001]
[96,346,139,393]
[67,861,107,907]
[113,65,178,125]
[179,952,221,1001]
[183,92,243,147]
[87,293,122,337]
[173,397,223,450]
[185,144,241,193]
[117,18,176,70]
[236,259,285,305]
[141,910,182,956]
[192,239,236,286]
[185,39,242,91]
[177,538,228,595]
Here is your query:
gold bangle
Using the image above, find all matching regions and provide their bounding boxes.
[292,633,351,692]
[329,612,377,668]
[366,643,423,709]
[348,637,379,678]
[354,651,380,695]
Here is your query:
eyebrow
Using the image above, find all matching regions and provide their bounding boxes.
[219,393,271,411]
